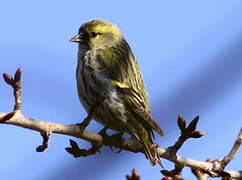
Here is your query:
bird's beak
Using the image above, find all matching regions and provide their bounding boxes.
[69,34,82,43]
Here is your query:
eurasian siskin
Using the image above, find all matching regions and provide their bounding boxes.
[70,19,164,166]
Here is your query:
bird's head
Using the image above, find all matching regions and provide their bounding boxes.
[70,19,122,49]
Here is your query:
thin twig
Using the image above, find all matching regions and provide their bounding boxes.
[169,115,204,153]
[36,131,51,152]
[163,116,204,179]
[190,129,242,179]
[3,68,22,112]
[223,128,242,166]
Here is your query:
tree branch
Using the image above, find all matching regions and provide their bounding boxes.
[1,69,242,180]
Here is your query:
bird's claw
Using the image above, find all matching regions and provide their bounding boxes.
[76,121,89,133]
[109,132,124,153]
[98,126,109,137]
[111,132,124,139]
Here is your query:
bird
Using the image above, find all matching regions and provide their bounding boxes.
[70,19,164,166]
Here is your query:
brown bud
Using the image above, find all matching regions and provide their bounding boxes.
[177,115,186,131]
[187,116,199,133]
[14,68,22,82]
[1,112,15,122]
[190,131,205,138]
[36,145,47,152]
[3,73,14,86]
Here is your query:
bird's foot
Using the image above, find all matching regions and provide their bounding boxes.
[98,126,109,137]
[76,96,107,133]
[111,132,124,140]
[109,132,124,153]
[76,113,93,133]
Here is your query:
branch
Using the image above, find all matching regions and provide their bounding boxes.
[190,128,242,180]
[161,117,242,179]
[1,69,242,180]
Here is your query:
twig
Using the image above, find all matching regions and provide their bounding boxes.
[190,129,242,179]
[169,115,204,154]
[223,128,242,166]
[36,131,51,152]
[157,147,242,179]
[3,68,22,112]
[163,116,204,179]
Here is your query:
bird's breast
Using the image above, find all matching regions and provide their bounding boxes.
[76,49,114,109]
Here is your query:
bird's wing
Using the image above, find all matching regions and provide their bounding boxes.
[111,80,164,137]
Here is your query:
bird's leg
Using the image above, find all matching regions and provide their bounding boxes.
[77,111,93,132]
[78,96,106,132]
[98,126,125,153]
[98,126,109,137]
[108,132,124,153]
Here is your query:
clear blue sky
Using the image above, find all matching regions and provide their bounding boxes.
[0,1,242,179]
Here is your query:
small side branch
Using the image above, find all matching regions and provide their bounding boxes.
[36,131,51,152]
[223,128,242,166]
[162,115,204,179]
[3,68,22,112]
[170,115,204,153]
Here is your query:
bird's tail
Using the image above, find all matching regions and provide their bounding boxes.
[142,139,163,167]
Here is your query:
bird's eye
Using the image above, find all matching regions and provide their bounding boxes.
[91,32,100,37]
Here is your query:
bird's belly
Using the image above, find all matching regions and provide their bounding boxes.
[77,68,128,133]
[95,92,129,132]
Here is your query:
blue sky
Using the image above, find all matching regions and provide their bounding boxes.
[0,1,242,179]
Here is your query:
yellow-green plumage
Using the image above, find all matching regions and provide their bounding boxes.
[70,19,164,166]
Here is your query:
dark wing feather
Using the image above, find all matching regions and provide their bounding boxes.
[112,80,164,137]
[133,105,164,137]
